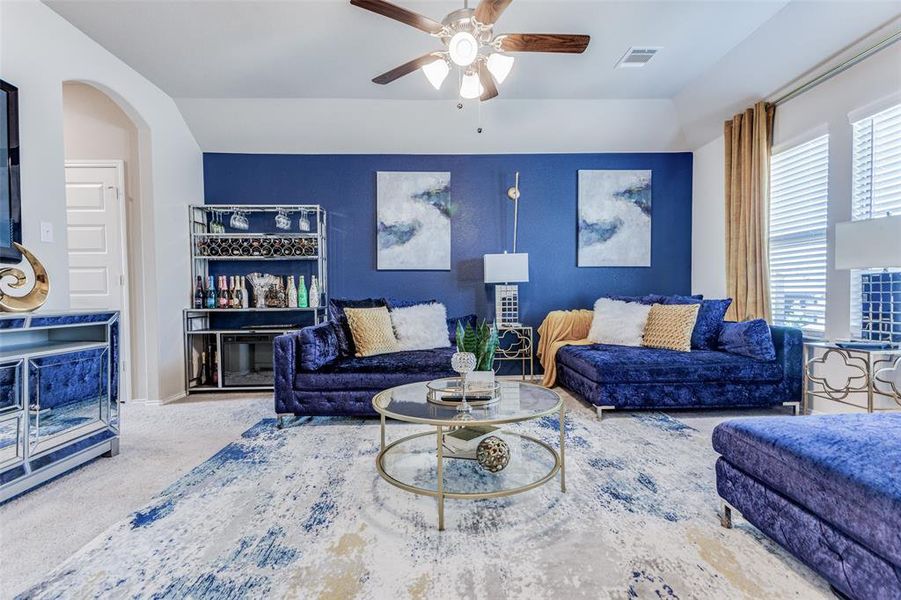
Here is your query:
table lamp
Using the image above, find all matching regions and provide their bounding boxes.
[835,214,901,342]
[484,252,529,327]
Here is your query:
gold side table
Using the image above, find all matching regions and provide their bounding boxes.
[494,325,534,381]
[803,341,901,414]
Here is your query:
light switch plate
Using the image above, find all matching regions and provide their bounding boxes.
[40,222,54,243]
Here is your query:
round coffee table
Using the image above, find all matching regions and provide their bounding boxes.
[372,379,565,530]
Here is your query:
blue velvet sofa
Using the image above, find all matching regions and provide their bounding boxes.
[714,413,901,599]
[274,299,475,420]
[557,324,801,416]
[554,293,802,416]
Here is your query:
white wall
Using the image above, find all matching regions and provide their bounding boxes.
[176,98,688,154]
[691,135,726,298]
[690,41,901,338]
[63,82,148,402]
[1,0,204,403]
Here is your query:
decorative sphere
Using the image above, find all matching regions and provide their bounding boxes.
[476,436,510,473]
[451,352,477,375]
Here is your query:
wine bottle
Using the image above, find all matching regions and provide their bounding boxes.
[240,276,249,309]
[234,276,244,309]
[193,276,204,309]
[218,276,229,308]
[297,276,308,308]
[206,276,216,309]
[287,276,298,308]
[309,276,320,308]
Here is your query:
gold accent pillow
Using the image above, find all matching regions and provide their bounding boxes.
[344,306,399,357]
[642,303,700,352]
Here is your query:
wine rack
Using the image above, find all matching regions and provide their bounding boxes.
[183,205,328,393]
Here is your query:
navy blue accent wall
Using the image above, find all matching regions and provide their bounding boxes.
[203,153,692,329]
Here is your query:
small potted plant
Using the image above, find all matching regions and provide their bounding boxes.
[455,320,499,371]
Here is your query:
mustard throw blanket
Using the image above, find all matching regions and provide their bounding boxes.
[536,309,594,387]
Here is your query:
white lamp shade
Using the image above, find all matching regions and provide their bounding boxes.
[459,71,483,99]
[448,31,479,67]
[835,215,901,269]
[486,53,515,84]
[484,253,529,283]
[421,58,449,90]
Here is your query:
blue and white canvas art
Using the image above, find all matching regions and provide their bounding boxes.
[578,170,652,267]
[377,171,451,270]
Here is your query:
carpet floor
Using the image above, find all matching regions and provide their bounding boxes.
[5,392,828,599]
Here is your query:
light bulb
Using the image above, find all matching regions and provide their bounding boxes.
[459,71,484,100]
[448,31,479,67]
[487,52,515,84]
[421,57,449,90]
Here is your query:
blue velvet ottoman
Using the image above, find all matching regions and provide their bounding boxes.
[713,413,901,599]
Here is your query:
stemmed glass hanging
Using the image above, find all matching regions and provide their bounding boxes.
[230,210,249,231]
[209,210,226,234]
[275,209,291,231]
[297,209,311,232]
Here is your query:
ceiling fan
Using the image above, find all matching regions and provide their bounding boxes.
[350,0,590,101]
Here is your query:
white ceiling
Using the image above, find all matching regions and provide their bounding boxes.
[42,0,799,100]
[44,0,901,151]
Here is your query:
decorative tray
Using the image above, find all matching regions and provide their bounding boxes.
[426,377,501,407]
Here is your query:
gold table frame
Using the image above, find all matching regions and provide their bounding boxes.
[372,382,565,531]
[803,342,901,414]
[494,326,534,381]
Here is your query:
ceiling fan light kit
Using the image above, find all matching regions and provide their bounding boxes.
[422,57,450,89]
[460,70,484,99]
[350,0,589,103]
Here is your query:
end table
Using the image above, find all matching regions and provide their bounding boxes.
[494,325,534,381]
[803,341,901,414]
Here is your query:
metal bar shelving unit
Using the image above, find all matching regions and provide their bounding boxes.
[183,204,328,394]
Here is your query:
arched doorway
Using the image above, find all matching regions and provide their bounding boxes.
[61,81,152,403]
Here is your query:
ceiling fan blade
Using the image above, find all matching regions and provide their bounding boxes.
[498,33,590,54]
[479,67,499,101]
[474,0,513,26]
[350,0,444,34]
[373,53,441,85]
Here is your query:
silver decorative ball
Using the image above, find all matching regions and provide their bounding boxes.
[476,436,510,473]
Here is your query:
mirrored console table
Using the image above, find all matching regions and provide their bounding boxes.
[0,311,120,502]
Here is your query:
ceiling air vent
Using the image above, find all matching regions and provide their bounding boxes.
[615,47,661,68]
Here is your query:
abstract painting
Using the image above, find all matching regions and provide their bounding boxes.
[578,170,652,267]
[377,171,451,270]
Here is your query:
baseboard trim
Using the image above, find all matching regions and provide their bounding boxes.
[145,391,187,406]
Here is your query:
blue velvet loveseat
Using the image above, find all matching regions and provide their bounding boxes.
[714,413,901,599]
[274,298,475,421]
[554,295,803,417]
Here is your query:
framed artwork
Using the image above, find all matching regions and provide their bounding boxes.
[578,170,651,267]
[377,171,451,270]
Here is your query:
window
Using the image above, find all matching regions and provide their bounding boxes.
[768,135,829,333]
[850,102,901,339]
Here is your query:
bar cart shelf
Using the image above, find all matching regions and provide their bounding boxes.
[184,204,328,394]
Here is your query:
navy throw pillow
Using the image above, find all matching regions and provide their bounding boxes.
[604,294,703,305]
[328,298,387,356]
[385,298,438,310]
[298,322,340,371]
[718,319,776,361]
[691,298,733,350]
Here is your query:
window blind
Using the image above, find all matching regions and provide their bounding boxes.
[850,102,901,335]
[769,135,829,333]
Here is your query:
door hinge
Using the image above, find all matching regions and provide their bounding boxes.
[119,274,125,286]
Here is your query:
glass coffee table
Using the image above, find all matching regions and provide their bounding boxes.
[372,379,565,530]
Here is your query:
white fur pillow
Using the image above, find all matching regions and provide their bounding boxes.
[587,298,652,346]
[390,303,450,351]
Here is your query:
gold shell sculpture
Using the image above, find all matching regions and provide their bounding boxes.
[0,242,50,312]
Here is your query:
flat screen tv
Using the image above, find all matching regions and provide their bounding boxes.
[1,79,21,263]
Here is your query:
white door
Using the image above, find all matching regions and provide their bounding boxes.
[65,162,130,401]
[65,164,124,310]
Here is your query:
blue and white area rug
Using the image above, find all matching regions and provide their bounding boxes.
[21,409,827,599]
